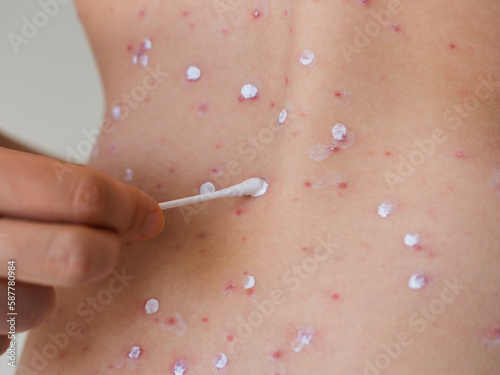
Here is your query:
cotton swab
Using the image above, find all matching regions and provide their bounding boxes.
[159,177,269,210]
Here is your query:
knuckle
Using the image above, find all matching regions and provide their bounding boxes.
[70,172,107,223]
[50,230,95,284]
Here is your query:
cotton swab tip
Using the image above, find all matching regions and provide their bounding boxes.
[249,178,269,197]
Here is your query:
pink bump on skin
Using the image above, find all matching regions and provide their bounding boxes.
[213,352,228,369]
[124,168,134,183]
[331,294,340,300]
[196,100,211,116]
[224,281,236,296]
[308,144,336,161]
[161,313,186,336]
[299,49,315,66]
[378,201,396,218]
[272,351,283,360]
[173,359,188,375]
[408,273,428,290]
[144,298,159,315]
[128,346,141,359]
[132,38,152,67]
[456,151,464,158]
[292,327,314,352]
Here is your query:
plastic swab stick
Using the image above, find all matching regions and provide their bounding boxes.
[159,177,268,210]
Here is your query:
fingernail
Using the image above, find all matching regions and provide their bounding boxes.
[141,209,165,238]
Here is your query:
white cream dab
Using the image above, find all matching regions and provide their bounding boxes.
[378,201,396,218]
[309,171,347,189]
[162,312,187,336]
[144,298,159,315]
[132,38,152,67]
[278,109,288,126]
[332,123,347,141]
[112,105,121,121]
[242,275,256,289]
[241,84,258,99]
[124,168,134,183]
[404,232,420,247]
[200,181,216,195]
[173,359,188,375]
[308,144,335,161]
[128,346,141,359]
[408,273,428,290]
[213,352,228,369]
[299,49,315,66]
[186,66,201,81]
[292,327,314,352]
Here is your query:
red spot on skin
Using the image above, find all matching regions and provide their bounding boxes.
[156,182,164,190]
[139,10,145,17]
[198,232,207,239]
[332,294,340,300]
[392,24,400,32]
[247,289,254,296]
[285,77,289,85]
[239,94,259,102]
[385,151,392,156]
[272,351,282,359]
[290,27,293,34]
[359,0,371,5]
[336,182,348,189]
[211,168,219,175]
[199,249,207,255]
[292,197,299,202]
[456,151,464,157]
[300,112,307,117]
[227,335,234,342]
[198,104,208,113]
[334,91,341,97]
[304,181,312,188]
[145,96,151,102]
[301,247,308,252]
[225,283,235,292]
[182,11,189,17]
[450,43,456,49]
[253,9,261,18]
[284,9,288,16]
[202,317,208,323]
[236,208,244,216]
[169,167,176,173]
[270,102,275,108]
[215,143,221,149]
[242,236,247,241]
[167,317,176,325]
[413,244,422,251]
[160,138,166,144]
[447,185,454,191]
[222,28,228,34]
[154,318,159,323]
[291,131,298,136]
[126,44,133,52]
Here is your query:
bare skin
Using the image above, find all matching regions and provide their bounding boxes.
[20,0,500,374]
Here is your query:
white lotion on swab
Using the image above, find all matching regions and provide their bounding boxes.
[159,178,268,210]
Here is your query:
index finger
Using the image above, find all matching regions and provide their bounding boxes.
[0,148,165,240]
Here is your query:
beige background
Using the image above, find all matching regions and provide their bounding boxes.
[0,1,103,373]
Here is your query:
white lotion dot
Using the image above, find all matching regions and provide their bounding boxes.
[332,123,347,141]
[278,109,288,126]
[213,352,228,369]
[132,38,152,67]
[186,66,201,81]
[143,38,152,50]
[173,359,188,375]
[408,273,428,290]
[242,275,255,289]
[124,168,134,183]
[139,54,149,67]
[308,144,335,161]
[144,298,159,315]
[404,232,420,247]
[112,105,121,121]
[378,201,396,218]
[292,327,314,352]
[200,181,216,195]
[128,346,141,359]
[300,49,315,66]
[241,84,258,99]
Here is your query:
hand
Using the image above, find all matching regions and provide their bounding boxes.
[0,147,164,353]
